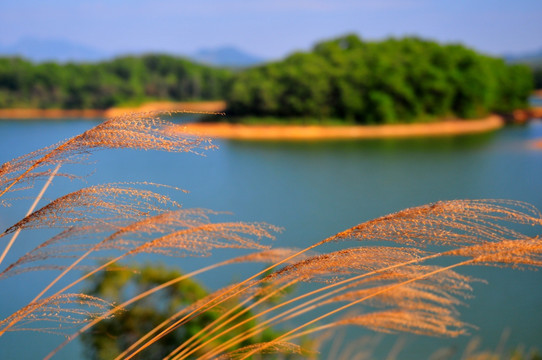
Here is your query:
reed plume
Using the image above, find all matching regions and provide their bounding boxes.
[0,196,279,340]
[1,111,542,360]
[1,208,223,279]
[0,293,114,336]
[42,248,310,360]
[218,234,542,360]
[0,111,215,201]
[332,308,468,337]
[325,199,541,247]
[0,112,225,346]
[167,200,542,360]
[1,183,182,237]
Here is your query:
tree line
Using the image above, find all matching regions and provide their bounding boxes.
[0,35,535,123]
[226,35,534,124]
[0,54,232,109]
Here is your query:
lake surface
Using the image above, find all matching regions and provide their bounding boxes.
[0,117,541,359]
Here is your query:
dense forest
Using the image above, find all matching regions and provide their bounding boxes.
[0,54,232,109]
[227,35,534,124]
[0,35,536,124]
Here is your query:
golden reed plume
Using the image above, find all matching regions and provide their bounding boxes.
[0,111,215,201]
[0,112,541,360]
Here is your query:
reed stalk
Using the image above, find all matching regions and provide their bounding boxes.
[0,164,61,267]
[115,244,321,360]
[237,259,477,360]
[1,112,541,360]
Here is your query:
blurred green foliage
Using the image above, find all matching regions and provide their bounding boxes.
[227,35,534,124]
[0,35,535,124]
[533,66,542,89]
[0,54,232,109]
[81,263,298,360]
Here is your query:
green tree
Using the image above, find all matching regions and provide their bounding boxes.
[225,34,533,124]
[0,54,234,109]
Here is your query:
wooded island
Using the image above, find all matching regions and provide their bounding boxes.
[0,34,535,125]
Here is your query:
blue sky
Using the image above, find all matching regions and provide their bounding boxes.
[1,0,541,59]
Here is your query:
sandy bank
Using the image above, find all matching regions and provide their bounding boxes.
[171,115,504,141]
[0,101,226,119]
[513,107,542,122]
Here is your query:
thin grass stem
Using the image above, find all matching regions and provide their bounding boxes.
[196,253,443,360]
[116,244,321,360]
[0,164,61,267]
[0,143,70,199]
[237,259,476,360]
[43,260,230,360]
[170,280,296,360]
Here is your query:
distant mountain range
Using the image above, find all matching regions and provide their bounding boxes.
[2,36,540,68]
[0,38,109,63]
[504,48,542,66]
[0,38,265,67]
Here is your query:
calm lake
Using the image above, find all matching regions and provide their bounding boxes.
[0,117,541,359]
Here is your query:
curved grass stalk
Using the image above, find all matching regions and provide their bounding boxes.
[0,112,225,343]
[0,164,61,267]
[194,285,351,360]
[0,293,115,336]
[123,200,542,360]
[39,219,274,300]
[164,292,259,360]
[197,235,531,360]
[44,248,297,359]
[43,260,229,360]
[236,259,477,360]
[193,253,446,360]
[0,111,216,201]
[115,291,207,360]
[2,110,541,360]
[27,208,203,303]
[0,251,126,338]
[0,141,72,199]
[2,222,253,336]
[1,207,216,284]
[237,234,542,360]
[29,240,122,305]
[176,249,429,360]
[117,244,323,360]
[167,280,297,360]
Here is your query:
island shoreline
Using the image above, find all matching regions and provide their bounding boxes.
[171,115,505,141]
[2,102,539,140]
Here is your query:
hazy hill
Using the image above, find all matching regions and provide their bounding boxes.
[0,38,108,63]
[191,46,265,67]
[504,48,542,66]
[0,38,265,67]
